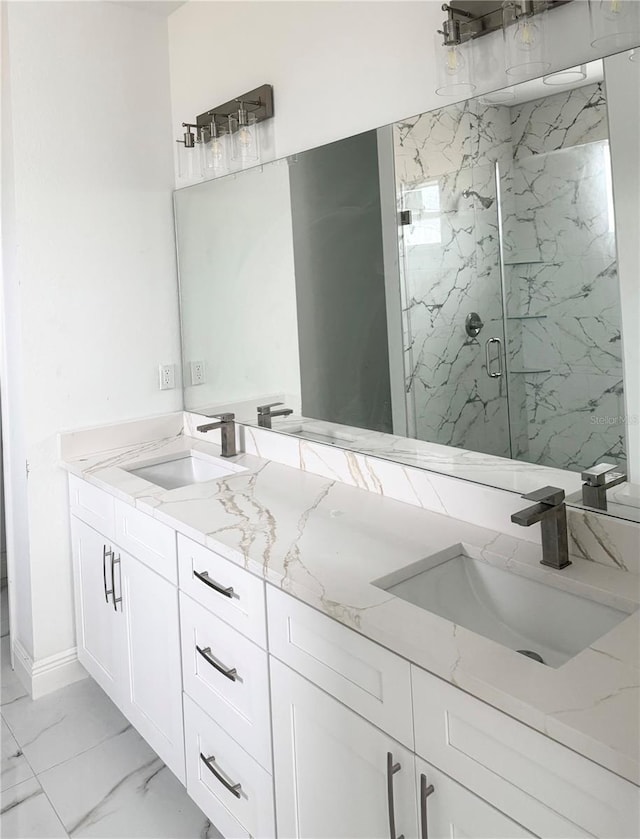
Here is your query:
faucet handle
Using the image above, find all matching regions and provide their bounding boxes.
[208,412,235,423]
[521,486,565,506]
[582,462,620,486]
[257,402,283,415]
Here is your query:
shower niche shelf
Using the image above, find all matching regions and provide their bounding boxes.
[510,369,551,374]
[506,315,548,320]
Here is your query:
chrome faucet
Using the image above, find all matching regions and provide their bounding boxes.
[511,486,571,570]
[257,402,293,429]
[581,462,627,511]
[196,412,237,458]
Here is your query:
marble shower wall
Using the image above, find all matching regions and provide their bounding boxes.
[393,101,512,458]
[395,82,626,473]
[503,82,626,472]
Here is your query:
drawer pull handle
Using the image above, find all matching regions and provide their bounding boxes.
[111,553,122,612]
[196,645,238,681]
[102,545,114,603]
[199,752,242,798]
[419,773,435,839]
[194,569,234,599]
[386,752,404,839]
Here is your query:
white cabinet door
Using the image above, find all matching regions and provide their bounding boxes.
[416,758,536,839]
[70,517,123,704]
[118,552,185,783]
[271,658,418,839]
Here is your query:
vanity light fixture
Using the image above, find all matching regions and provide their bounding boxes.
[543,63,588,84]
[631,48,638,61]
[177,84,273,181]
[434,1,572,93]
[589,0,640,50]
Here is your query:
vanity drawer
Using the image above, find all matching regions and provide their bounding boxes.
[412,665,640,839]
[68,475,114,535]
[114,499,177,584]
[180,593,272,772]
[178,535,266,648]
[267,586,413,749]
[184,694,275,839]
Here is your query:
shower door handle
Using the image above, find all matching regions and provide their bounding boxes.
[485,337,503,378]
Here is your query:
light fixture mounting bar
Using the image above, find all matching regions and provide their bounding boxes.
[446,0,573,42]
[195,84,274,142]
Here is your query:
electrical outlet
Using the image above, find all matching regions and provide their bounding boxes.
[159,364,176,390]
[190,360,206,386]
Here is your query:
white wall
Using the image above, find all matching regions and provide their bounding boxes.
[1,1,181,677]
[167,1,619,167]
[606,50,640,479]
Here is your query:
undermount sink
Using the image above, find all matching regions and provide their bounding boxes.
[125,451,246,491]
[373,544,635,668]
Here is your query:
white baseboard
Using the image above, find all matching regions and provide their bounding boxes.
[12,640,88,699]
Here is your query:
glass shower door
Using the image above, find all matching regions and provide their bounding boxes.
[394,103,512,459]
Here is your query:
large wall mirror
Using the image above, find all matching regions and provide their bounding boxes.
[175,49,639,521]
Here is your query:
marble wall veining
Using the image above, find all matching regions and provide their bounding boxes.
[394,100,512,459]
[503,82,625,472]
[394,81,626,474]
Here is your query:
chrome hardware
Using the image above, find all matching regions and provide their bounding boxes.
[419,773,435,839]
[511,486,571,570]
[196,645,238,681]
[102,545,114,603]
[581,462,627,511]
[386,752,404,839]
[485,337,502,378]
[196,413,237,458]
[257,402,293,429]
[110,554,122,611]
[465,312,484,338]
[193,569,234,599]
[199,753,242,798]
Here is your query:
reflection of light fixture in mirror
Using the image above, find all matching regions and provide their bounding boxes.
[479,87,516,104]
[176,123,203,182]
[503,0,551,78]
[202,118,228,176]
[589,0,640,49]
[231,101,260,165]
[543,64,587,85]
[435,6,476,97]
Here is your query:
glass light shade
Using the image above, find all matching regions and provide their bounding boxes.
[231,110,260,165]
[543,64,588,86]
[503,3,551,78]
[589,0,640,50]
[434,29,476,97]
[176,138,203,182]
[479,87,516,105]
[202,123,228,176]
[631,48,638,61]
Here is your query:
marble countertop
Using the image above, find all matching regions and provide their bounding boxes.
[60,423,640,786]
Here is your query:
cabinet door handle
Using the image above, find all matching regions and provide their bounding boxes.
[386,752,404,839]
[199,753,242,798]
[111,554,122,612]
[193,569,234,599]
[196,644,238,681]
[102,545,114,603]
[419,773,435,839]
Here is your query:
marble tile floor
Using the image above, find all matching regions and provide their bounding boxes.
[1,638,221,838]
